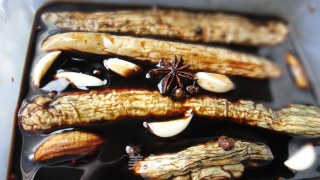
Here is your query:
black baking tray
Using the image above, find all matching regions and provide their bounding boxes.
[9,2,320,180]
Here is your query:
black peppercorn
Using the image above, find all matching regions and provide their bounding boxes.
[218,136,235,151]
[173,87,185,100]
[126,145,142,156]
[93,69,102,77]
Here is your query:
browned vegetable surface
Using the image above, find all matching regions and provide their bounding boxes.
[41,32,282,79]
[19,89,320,137]
[285,52,309,89]
[42,9,288,46]
[173,164,244,180]
[134,138,273,179]
[34,131,105,161]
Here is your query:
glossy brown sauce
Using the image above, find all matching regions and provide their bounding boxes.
[10,2,320,180]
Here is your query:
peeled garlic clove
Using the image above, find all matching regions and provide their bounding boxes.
[285,52,309,89]
[104,58,142,78]
[284,143,316,171]
[55,72,104,87]
[33,51,61,87]
[195,72,234,93]
[145,109,193,138]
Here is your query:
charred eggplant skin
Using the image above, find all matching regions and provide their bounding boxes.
[135,139,273,179]
[19,89,320,137]
[42,10,288,46]
[41,32,282,79]
[34,131,105,161]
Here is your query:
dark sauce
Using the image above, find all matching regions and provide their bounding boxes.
[10,2,320,180]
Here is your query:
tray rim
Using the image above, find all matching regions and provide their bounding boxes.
[3,0,320,179]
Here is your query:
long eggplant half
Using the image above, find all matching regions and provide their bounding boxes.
[42,9,288,46]
[134,138,273,179]
[19,89,320,137]
[41,32,282,79]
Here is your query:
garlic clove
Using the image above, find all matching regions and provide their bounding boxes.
[55,72,104,87]
[284,143,316,171]
[33,51,61,87]
[285,52,309,89]
[41,78,70,92]
[195,72,234,93]
[145,109,193,138]
[104,58,142,78]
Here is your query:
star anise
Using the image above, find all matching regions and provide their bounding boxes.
[146,56,198,97]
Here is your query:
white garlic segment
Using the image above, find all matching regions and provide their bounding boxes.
[104,58,142,78]
[145,109,193,138]
[284,143,316,171]
[33,51,61,87]
[195,72,234,93]
[41,78,70,92]
[55,72,104,87]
